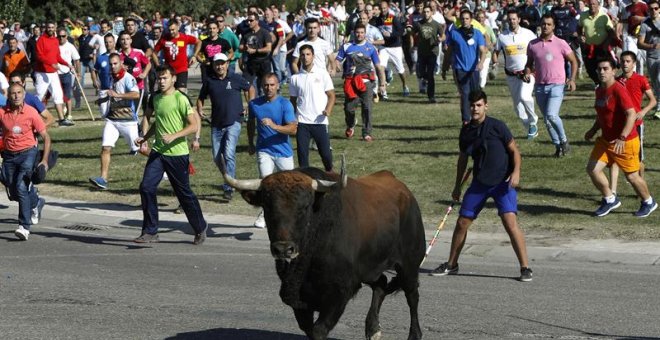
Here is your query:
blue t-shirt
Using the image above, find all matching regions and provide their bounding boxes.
[248,96,296,158]
[459,116,513,186]
[94,53,113,90]
[198,73,250,128]
[24,93,46,113]
[446,26,485,72]
[336,41,380,76]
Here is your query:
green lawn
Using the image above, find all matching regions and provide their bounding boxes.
[40,74,660,240]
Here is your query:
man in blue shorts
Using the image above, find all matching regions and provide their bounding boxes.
[430,90,533,282]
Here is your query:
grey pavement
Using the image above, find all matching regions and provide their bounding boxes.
[1,194,660,339]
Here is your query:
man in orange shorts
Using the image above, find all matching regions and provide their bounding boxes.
[585,58,657,217]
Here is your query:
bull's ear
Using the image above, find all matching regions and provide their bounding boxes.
[240,190,263,206]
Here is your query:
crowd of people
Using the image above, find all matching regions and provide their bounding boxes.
[0,0,658,280]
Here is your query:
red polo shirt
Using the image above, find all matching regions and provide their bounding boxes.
[0,104,45,152]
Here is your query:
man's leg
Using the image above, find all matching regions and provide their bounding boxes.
[139,152,165,235]
[344,96,358,137]
[222,121,242,193]
[625,171,652,201]
[360,82,374,137]
[310,124,333,172]
[5,148,40,230]
[587,159,613,197]
[100,146,112,180]
[296,124,312,168]
[162,154,207,235]
[500,212,529,268]
[446,216,474,267]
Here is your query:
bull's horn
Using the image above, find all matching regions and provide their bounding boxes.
[340,154,347,188]
[311,179,337,192]
[219,155,262,190]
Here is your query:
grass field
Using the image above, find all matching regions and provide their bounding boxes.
[38,73,660,240]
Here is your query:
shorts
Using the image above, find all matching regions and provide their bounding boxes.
[174,71,188,89]
[459,180,518,219]
[58,73,73,100]
[257,151,294,178]
[102,119,140,151]
[590,136,641,173]
[34,72,64,104]
[379,47,406,74]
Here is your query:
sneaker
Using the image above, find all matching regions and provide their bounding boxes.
[373,92,379,103]
[254,211,266,229]
[223,190,233,201]
[519,267,533,282]
[653,110,660,120]
[380,92,389,101]
[428,97,437,103]
[527,124,538,139]
[14,225,29,241]
[65,114,73,121]
[310,140,319,150]
[634,199,658,218]
[429,262,459,276]
[134,233,159,243]
[594,197,622,217]
[31,197,46,225]
[58,119,75,127]
[345,127,355,138]
[554,145,563,158]
[363,135,373,142]
[561,141,571,156]
[162,172,169,181]
[403,86,411,97]
[89,177,108,190]
[193,224,208,245]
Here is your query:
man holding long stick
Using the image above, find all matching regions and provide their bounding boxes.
[430,90,533,282]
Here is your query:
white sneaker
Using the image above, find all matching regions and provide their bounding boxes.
[31,197,46,225]
[254,211,266,229]
[14,225,29,241]
[162,172,169,181]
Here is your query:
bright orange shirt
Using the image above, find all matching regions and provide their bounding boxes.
[3,49,30,78]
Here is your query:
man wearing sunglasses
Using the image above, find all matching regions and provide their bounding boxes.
[57,28,80,125]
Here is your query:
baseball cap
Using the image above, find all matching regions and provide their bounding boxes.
[213,53,229,62]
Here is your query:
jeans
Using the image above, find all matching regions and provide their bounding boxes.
[417,54,437,99]
[2,147,39,228]
[648,58,660,110]
[454,69,481,123]
[79,60,94,88]
[344,81,374,136]
[139,151,207,235]
[211,121,241,193]
[272,51,288,83]
[257,152,294,178]
[244,59,272,96]
[535,83,568,146]
[296,123,333,171]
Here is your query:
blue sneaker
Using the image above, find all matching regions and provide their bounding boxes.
[594,197,621,217]
[527,124,538,139]
[403,86,410,97]
[89,177,108,190]
[634,199,658,218]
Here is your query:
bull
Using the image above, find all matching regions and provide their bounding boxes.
[222,157,426,340]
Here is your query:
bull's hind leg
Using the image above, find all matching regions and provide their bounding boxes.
[294,308,314,338]
[365,274,388,340]
[400,268,423,340]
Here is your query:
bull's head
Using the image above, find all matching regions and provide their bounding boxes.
[221,155,348,261]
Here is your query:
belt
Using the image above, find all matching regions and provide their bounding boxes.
[2,146,37,155]
[505,69,524,77]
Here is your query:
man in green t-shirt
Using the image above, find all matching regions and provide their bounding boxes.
[134,65,207,245]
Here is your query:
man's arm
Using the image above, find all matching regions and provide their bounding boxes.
[108,89,140,100]
[289,95,298,113]
[640,88,657,119]
[261,117,298,135]
[247,114,257,154]
[37,130,52,169]
[324,89,335,116]
[565,52,578,91]
[161,110,200,144]
[189,39,203,66]
[506,138,521,188]
[441,44,453,80]
[39,109,55,126]
[451,152,469,201]
[291,56,300,74]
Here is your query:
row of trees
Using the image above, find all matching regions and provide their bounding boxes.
[2,0,347,25]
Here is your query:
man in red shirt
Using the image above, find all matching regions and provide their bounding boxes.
[33,21,72,126]
[152,21,201,92]
[0,84,51,241]
[609,51,656,194]
[621,0,648,75]
[584,58,657,218]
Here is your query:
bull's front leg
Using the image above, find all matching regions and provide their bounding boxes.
[294,308,314,338]
[310,297,351,340]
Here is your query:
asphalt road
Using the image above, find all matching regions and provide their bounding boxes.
[1,196,659,340]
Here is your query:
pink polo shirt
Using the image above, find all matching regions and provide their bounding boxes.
[0,104,45,152]
[527,36,573,85]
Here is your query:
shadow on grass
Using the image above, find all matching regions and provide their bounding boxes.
[517,203,592,216]
[56,153,102,160]
[55,136,102,144]
[396,150,457,157]
[373,124,454,130]
[163,328,322,340]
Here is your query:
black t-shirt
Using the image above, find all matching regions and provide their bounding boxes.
[459,116,514,186]
[201,36,232,65]
[131,31,152,53]
[240,27,272,62]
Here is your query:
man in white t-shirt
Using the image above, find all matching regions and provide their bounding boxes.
[89,53,141,190]
[289,44,336,172]
[291,17,336,76]
[57,28,81,121]
[493,10,539,138]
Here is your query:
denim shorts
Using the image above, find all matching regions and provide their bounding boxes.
[459,180,518,219]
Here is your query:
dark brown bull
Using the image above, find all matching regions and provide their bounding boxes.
[223,158,425,340]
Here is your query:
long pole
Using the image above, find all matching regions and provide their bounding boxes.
[71,69,95,121]
[420,168,473,267]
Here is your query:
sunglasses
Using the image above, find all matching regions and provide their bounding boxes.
[59,35,67,38]
[217,20,225,23]
[247,19,255,22]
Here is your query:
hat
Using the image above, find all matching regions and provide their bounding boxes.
[86,17,94,22]
[213,53,229,62]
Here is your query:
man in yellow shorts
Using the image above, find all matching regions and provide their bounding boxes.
[585,58,657,217]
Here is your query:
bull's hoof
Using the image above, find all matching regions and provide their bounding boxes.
[367,331,382,340]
